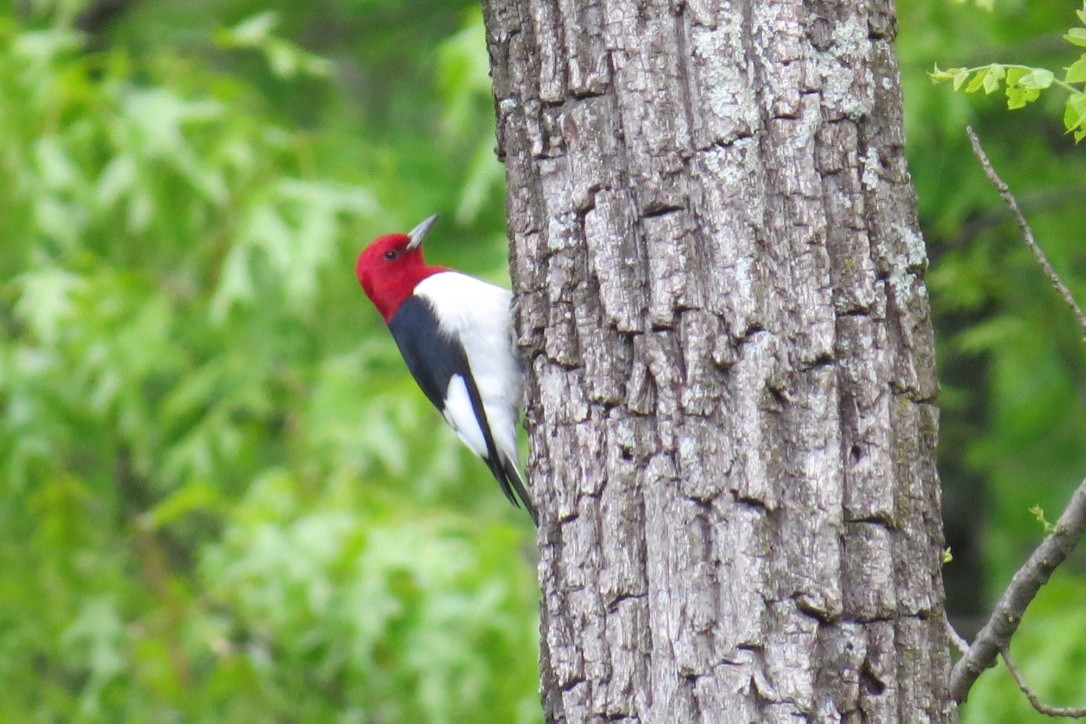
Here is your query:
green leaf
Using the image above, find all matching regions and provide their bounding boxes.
[983,64,1006,94]
[1005,66,1028,85]
[1064,101,1082,135]
[1067,27,1086,47]
[1065,92,1086,142]
[1066,53,1086,83]
[1018,68,1055,89]
[1068,90,1086,115]
[929,64,960,82]
[1006,84,1040,109]
[964,71,987,93]
[953,69,971,91]
[1005,66,1045,109]
[1029,505,1056,534]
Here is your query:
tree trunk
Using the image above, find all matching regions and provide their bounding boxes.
[481,0,953,720]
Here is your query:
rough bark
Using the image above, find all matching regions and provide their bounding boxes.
[481,0,953,720]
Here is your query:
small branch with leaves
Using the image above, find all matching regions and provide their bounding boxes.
[947,128,1086,717]
[931,2,1086,142]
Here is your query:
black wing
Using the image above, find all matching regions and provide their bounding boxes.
[388,295,464,412]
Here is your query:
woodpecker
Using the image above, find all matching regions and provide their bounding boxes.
[355,214,537,524]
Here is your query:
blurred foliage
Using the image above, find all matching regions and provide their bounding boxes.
[0,0,1084,720]
[0,0,535,721]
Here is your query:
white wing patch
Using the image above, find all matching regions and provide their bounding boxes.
[442,374,488,459]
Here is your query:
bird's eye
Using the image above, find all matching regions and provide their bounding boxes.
[384,249,399,261]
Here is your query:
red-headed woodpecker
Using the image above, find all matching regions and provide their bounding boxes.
[355,215,537,524]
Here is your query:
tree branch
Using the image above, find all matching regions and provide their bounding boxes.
[1000,647,1086,718]
[949,130,1086,705]
[949,479,1086,701]
[964,127,1086,339]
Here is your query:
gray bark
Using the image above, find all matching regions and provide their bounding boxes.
[481,0,953,720]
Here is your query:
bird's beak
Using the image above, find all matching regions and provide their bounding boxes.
[406,214,438,250]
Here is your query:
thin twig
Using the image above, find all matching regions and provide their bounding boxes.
[945,616,971,656]
[950,476,1086,701]
[950,128,1086,703]
[965,126,1086,339]
[1001,646,1086,718]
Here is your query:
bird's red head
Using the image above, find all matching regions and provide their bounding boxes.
[355,214,446,323]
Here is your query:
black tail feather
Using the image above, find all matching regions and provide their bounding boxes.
[503,458,538,526]
[486,455,538,526]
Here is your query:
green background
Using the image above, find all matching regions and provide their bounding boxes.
[0,0,1083,720]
